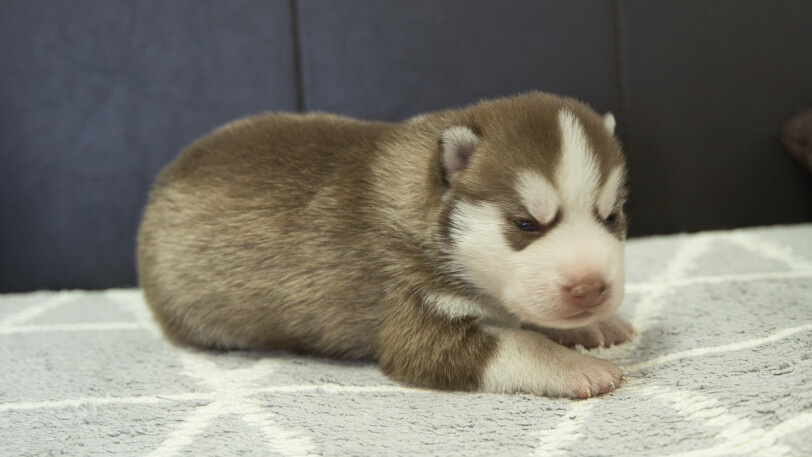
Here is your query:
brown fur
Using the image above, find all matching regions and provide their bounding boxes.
[137,91,623,392]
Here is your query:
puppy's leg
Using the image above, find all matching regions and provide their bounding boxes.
[530,314,634,349]
[481,327,623,398]
[376,296,499,392]
[375,295,623,398]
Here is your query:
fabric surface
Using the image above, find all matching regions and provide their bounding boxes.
[2,225,811,456]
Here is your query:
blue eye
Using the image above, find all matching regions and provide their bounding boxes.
[514,219,537,232]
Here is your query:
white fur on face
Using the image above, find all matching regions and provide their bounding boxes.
[516,171,559,224]
[447,110,626,329]
[500,206,625,328]
[597,166,624,219]
[448,201,512,297]
[556,110,601,213]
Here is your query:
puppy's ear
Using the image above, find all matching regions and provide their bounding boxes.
[603,113,616,135]
[440,126,479,182]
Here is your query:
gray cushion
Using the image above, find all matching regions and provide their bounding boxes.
[0,0,298,291]
[297,0,619,119]
[620,0,812,234]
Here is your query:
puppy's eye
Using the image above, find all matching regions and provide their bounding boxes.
[603,213,618,227]
[514,219,538,232]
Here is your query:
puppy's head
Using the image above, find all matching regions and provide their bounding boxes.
[440,93,627,329]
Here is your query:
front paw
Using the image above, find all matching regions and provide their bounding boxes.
[540,315,634,349]
[480,327,625,398]
[554,351,624,399]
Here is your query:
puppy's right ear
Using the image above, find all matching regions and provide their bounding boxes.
[440,125,479,182]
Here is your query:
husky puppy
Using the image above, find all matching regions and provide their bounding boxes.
[137,91,633,398]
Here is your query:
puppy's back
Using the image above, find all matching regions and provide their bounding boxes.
[137,112,394,356]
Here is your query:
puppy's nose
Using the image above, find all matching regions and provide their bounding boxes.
[565,279,608,309]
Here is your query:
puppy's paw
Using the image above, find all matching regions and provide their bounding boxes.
[541,315,634,349]
[554,352,623,399]
[480,327,624,398]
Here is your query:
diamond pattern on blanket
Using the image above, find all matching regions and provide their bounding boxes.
[25,292,138,325]
[689,239,793,276]
[1,329,202,403]
[623,236,685,283]
[182,414,289,457]
[1,401,208,457]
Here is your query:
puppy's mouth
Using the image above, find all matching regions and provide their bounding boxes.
[565,310,595,319]
[560,305,614,324]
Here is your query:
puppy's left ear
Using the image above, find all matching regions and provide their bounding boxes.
[603,113,616,135]
[440,125,479,182]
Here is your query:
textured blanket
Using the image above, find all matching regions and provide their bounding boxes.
[2,224,811,456]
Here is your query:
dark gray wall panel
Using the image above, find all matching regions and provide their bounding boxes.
[620,0,812,235]
[4,0,811,292]
[0,0,298,292]
[297,0,619,121]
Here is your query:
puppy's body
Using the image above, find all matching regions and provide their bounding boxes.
[138,92,632,398]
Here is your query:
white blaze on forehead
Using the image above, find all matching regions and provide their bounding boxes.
[597,166,625,218]
[556,110,601,212]
[516,171,560,224]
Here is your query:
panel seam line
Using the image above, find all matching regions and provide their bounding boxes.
[289,0,305,112]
